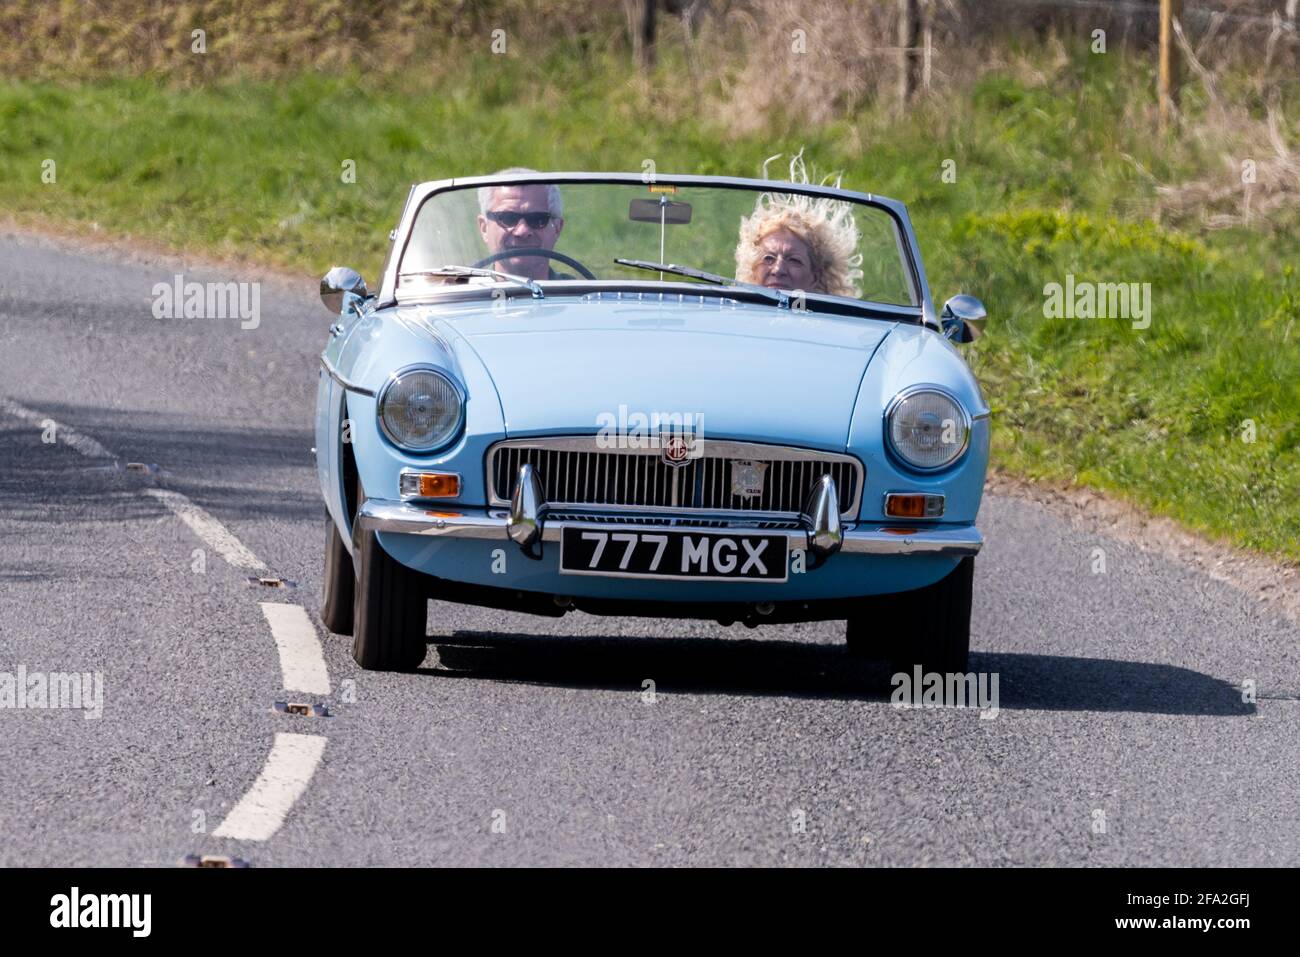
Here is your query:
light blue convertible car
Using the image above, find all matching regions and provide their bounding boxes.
[315,171,988,673]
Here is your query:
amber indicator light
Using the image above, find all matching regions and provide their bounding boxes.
[418,473,460,498]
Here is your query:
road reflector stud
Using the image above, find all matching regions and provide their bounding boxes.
[272,700,329,717]
[180,854,250,868]
[247,576,296,589]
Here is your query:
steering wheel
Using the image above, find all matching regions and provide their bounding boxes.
[471,247,596,280]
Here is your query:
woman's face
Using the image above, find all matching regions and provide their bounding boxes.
[753,227,817,292]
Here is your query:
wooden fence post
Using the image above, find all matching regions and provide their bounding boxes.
[640,0,658,72]
[1158,0,1183,131]
[898,0,921,107]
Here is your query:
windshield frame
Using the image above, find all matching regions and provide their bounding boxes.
[379,172,936,328]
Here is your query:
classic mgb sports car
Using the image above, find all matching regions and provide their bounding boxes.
[315,171,988,673]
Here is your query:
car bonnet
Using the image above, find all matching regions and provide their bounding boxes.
[418,296,897,451]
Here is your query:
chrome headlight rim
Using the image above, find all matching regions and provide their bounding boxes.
[883,384,972,474]
[376,363,466,454]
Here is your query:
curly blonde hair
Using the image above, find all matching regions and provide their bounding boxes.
[735,151,863,298]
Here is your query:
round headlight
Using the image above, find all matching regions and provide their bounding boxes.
[377,367,464,452]
[886,388,970,472]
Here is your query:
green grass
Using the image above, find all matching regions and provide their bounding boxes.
[1,46,1296,561]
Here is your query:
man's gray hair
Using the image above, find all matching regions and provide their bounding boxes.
[478,168,563,217]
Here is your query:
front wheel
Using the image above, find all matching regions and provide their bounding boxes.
[846,557,973,675]
[351,525,430,671]
[320,513,354,635]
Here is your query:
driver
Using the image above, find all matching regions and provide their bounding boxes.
[476,169,572,281]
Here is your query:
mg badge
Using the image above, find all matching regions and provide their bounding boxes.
[730,459,768,498]
[660,433,698,467]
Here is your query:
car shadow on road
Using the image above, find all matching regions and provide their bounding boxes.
[421,631,1254,716]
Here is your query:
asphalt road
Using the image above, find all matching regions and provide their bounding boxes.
[1,231,1296,867]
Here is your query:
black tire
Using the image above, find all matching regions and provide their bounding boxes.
[846,557,973,675]
[320,513,355,636]
[351,524,429,671]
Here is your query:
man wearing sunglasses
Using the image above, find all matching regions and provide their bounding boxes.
[476,169,571,281]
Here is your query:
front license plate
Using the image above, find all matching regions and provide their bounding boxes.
[559,527,789,582]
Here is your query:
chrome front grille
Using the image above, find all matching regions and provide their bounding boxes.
[487,438,861,518]
[544,512,804,530]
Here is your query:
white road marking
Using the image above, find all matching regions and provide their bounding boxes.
[4,395,334,844]
[1,396,270,573]
[213,733,327,842]
[144,488,268,571]
[0,396,115,459]
[259,602,331,695]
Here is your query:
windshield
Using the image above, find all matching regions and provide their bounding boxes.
[397,180,917,308]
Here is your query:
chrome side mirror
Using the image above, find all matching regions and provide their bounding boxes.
[941,294,987,343]
[320,267,368,316]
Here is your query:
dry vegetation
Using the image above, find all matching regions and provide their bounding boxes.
[675,1,1298,230]
[1139,14,1300,230]
[2,0,1296,229]
[0,0,612,79]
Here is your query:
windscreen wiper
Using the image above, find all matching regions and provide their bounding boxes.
[614,258,788,307]
[403,266,544,299]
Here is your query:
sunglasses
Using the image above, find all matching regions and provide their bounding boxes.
[485,210,556,230]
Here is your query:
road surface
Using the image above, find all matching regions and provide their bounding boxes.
[1,231,1296,866]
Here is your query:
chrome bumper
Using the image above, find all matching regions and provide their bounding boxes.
[355,499,983,557]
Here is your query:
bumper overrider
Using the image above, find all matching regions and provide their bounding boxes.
[355,468,982,560]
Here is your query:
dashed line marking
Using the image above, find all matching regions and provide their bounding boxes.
[2,396,268,572]
[0,396,115,459]
[212,733,327,842]
[260,602,331,695]
[4,396,335,849]
[144,488,268,571]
